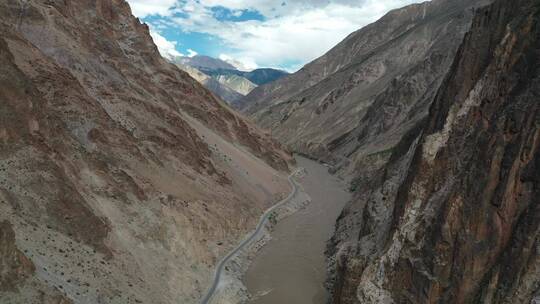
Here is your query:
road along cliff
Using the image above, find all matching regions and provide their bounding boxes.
[201,169,302,304]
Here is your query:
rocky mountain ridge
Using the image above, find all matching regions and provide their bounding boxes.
[243,0,489,179]
[173,62,246,105]
[215,74,257,96]
[328,0,539,302]
[174,55,289,105]
[176,55,237,71]
[0,0,293,303]
[206,67,290,86]
[239,0,539,302]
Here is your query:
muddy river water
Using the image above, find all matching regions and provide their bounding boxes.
[244,156,351,304]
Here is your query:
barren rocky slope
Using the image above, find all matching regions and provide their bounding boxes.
[0,1,293,303]
[203,76,245,105]
[215,74,257,96]
[241,0,539,303]
[174,56,286,105]
[208,68,289,87]
[328,0,540,302]
[173,62,245,105]
[242,0,488,179]
[176,55,237,72]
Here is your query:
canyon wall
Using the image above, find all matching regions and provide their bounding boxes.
[328,0,539,302]
[242,0,539,302]
[242,0,488,182]
[0,0,292,303]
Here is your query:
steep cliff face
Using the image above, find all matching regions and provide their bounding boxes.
[328,0,540,302]
[242,0,489,182]
[0,0,292,303]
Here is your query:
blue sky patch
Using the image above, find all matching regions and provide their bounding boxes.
[210,6,266,22]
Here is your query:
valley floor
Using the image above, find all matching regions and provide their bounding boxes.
[244,156,351,304]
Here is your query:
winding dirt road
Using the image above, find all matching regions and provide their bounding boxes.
[200,169,301,304]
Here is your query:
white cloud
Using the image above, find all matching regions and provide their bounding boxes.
[127,0,177,17]
[219,54,258,71]
[187,49,198,57]
[128,0,425,70]
[149,30,183,60]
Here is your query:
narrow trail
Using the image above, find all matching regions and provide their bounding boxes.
[200,169,301,304]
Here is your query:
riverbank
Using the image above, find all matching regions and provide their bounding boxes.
[245,156,351,304]
[206,167,312,304]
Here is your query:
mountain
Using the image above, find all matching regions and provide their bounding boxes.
[174,62,245,104]
[173,55,289,105]
[175,55,289,86]
[242,0,489,176]
[172,62,210,83]
[172,56,257,104]
[205,68,290,86]
[239,0,539,302]
[242,68,289,86]
[215,74,257,96]
[175,55,236,71]
[329,0,540,302]
[0,1,293,304]
[203,76,245,104]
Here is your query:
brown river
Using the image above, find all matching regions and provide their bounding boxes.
[244,156,351,304]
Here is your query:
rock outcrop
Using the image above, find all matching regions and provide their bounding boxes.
[328,0,540,302]
[0,0,292,303]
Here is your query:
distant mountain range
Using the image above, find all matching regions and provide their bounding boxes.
[203,68,290,86]
[173,62,245,104]
[176,55,237,71]
[171,55,288,105]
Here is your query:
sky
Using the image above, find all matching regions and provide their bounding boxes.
[126,0,425,72]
